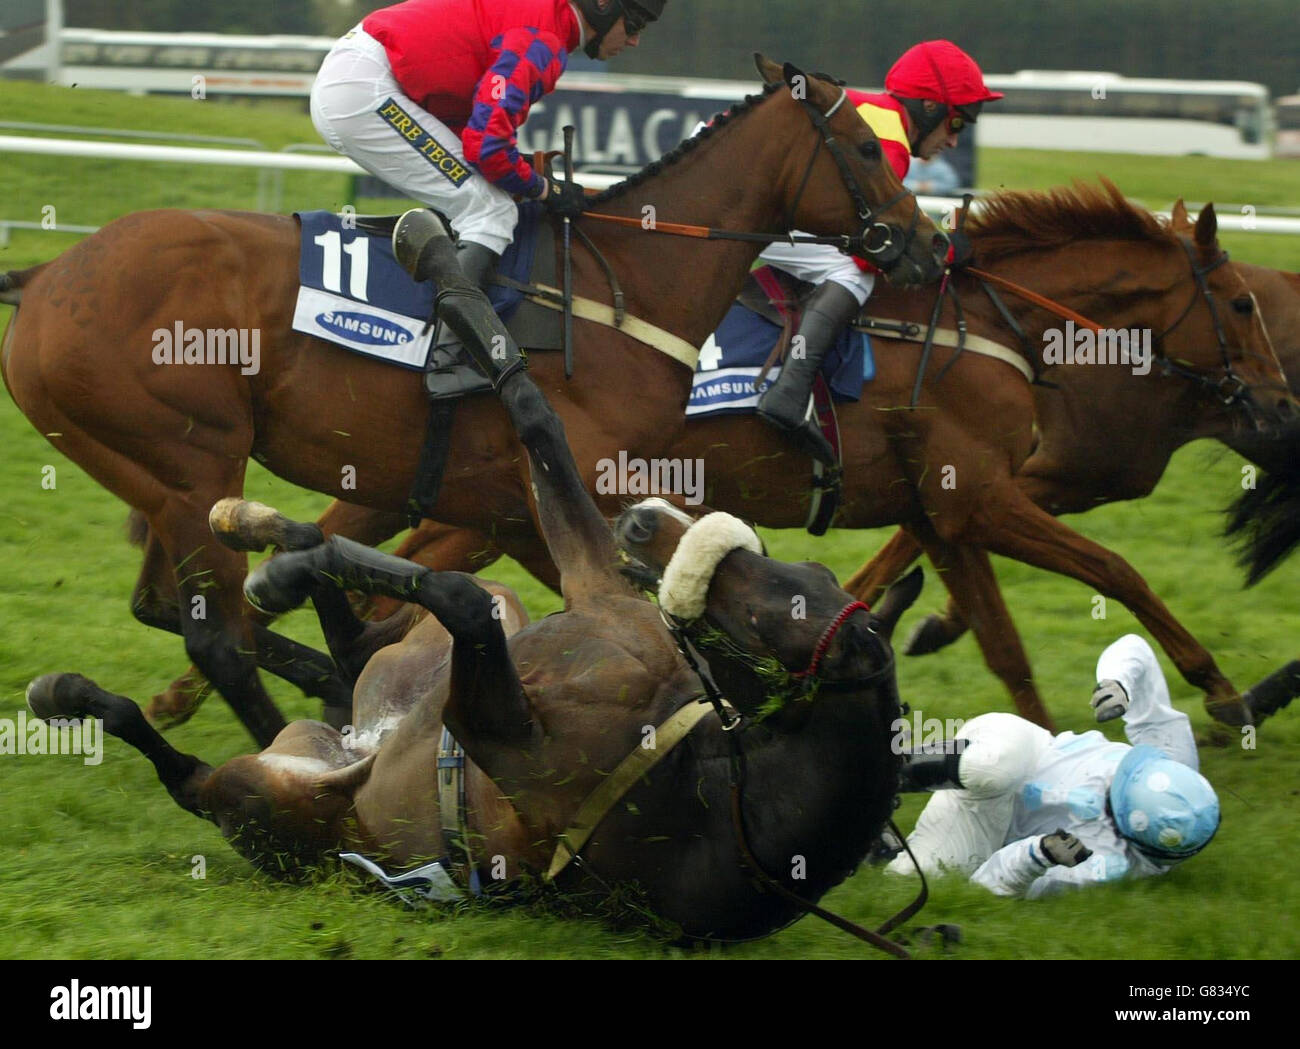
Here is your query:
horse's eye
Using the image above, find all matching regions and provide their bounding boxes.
[1231,296,1254,315]
[858,140,881,162]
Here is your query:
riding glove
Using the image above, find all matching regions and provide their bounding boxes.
[1091,678,1130,723]
[1040,828,1093,867]
[539,175,588,218]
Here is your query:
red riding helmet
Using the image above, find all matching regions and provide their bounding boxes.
[886,40,1003,107]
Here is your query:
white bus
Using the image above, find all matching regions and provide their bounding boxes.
[977,71,1274,159]
[1276,94,1300,159]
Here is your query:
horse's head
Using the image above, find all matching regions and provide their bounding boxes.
[1163,198,1295,428]
[615,498,919,716]
[753,53,948,288]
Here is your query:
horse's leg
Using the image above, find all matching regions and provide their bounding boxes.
[317,500,408,548]
[28,671,364,874]
[902,593,969,656]
[394,523,563,597]
[909,523,1055,729]
[127,529,218,726]
[157,499,407,709]
[148,487,288,747]
[26,672,214,817]
[843,527,925,605]
[133,520,353,728]
[246,540,531,743]
[957,485,1251,725]
[424,235,623,603]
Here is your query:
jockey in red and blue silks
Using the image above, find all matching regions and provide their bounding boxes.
[754,40,1003,466]
[311,0,666,292]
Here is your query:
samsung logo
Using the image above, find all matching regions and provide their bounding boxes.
[317,311,413,346]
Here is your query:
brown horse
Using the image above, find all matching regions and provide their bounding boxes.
[1,56,945,747]
[273,184,1295,730]
[26,242,917,943]
[841,258,1300,723]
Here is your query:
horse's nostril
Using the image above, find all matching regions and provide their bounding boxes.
[931,233,949,262]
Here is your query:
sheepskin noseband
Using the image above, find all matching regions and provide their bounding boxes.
[658,512,763,621]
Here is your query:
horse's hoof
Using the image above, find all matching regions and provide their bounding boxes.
[1203,692,1250,728]
[26,673,96,721]
[145,676,211,730]
[903,614,956,657]
[1195,725,1234,748]
[209,498,323,553]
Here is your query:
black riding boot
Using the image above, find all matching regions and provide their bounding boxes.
[454,240,500,290]
[897,741,966,792]
[392,209,523,385]
[755,280,861,467]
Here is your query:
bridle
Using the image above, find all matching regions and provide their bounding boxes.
[1152,238,1256,411]
[960,234,1267,418]
[786,89,922,268]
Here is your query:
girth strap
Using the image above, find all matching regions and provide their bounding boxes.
[545,699,719,882]
[437,726,482,895]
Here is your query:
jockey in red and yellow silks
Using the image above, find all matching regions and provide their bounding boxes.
[311,0,665,294]
[755,41,1002,466]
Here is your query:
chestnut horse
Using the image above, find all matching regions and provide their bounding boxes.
[272,184,1295,730]
[1,56,945,747]
[841,257,1300,724]
[26,236,916,944]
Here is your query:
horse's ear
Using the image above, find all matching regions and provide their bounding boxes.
[754,52,782,85]
[1194,202,1219,248]
[871,566,924,642]
[1170,199,1192,232]
[780,61,837,110]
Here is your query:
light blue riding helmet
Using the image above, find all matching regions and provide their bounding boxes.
[1110,745,1220,860]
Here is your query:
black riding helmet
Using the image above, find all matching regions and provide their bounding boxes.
[572,0,666,59]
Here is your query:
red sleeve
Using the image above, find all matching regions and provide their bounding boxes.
[461,26,568,197]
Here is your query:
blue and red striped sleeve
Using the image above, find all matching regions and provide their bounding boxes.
[462,26,568,197]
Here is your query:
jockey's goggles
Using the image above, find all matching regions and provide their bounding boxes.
[946,103,982,134]
[623,4,654,36]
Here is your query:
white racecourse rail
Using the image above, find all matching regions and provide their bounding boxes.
[1,134,1299,236]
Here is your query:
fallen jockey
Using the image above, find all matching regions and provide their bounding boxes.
[886,634,1220,898]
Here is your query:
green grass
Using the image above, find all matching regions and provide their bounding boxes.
[2,81,1298,959]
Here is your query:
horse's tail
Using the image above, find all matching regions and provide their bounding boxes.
[1224,421,1300,586]
[0,263,51,307]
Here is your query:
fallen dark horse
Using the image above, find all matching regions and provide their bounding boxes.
[26,221,921,945]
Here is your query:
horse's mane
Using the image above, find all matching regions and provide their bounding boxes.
[587,80,785,207]
[967,179,1175,262]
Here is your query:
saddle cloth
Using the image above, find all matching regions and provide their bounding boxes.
[687,297,875,418]
[292,203,550,371]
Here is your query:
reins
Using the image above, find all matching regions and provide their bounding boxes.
[575,87,920,263]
